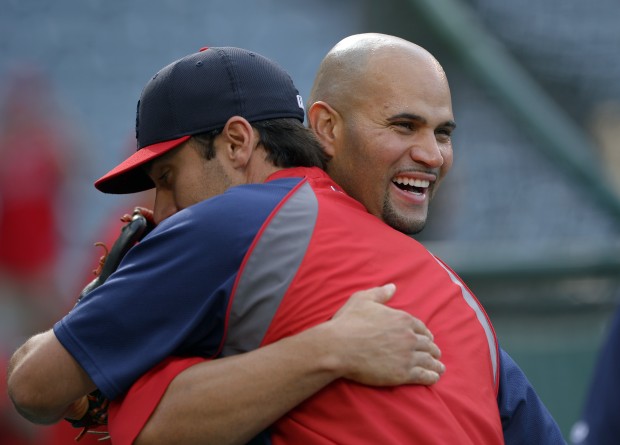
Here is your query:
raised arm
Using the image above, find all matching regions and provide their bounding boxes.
[127,284,444,445]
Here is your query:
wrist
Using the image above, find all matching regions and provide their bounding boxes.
[295,320,349,380]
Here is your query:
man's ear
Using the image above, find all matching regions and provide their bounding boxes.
[220,116,257,169]
[308,101,341,157]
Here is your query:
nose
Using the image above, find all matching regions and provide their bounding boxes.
[410,130,444,169]
[152,189,178,224]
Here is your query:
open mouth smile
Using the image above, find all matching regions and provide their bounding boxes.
[392,176,430,196]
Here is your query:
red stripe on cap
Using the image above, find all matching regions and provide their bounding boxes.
[94,135,191,193]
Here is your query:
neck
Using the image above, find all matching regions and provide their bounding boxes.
[245,158,282,184]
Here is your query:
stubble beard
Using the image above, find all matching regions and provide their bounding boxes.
[382,197,427,236]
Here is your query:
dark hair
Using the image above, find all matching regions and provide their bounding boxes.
[192,118,330,169]
[192,128,222,159]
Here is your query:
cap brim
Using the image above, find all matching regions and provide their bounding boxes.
[94,135,191,194]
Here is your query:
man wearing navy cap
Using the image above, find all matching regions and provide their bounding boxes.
[95,47,312,195]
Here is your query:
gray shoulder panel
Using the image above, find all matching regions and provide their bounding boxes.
[221,182,318,356]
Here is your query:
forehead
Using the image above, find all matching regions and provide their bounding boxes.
[359,50,453,122]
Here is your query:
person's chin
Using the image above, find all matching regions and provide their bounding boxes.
[383,206,427,235]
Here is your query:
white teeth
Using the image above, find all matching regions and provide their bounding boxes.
[393,177,430,188]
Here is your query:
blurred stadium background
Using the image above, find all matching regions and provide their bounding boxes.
[1,0,619,442]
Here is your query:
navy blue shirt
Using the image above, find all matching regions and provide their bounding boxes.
[55,178,301,399]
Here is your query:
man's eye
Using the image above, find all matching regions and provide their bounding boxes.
[436,128,453,140]
[394,122,414,130]
[158,171,170,184]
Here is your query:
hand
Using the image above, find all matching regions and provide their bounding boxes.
[63,395,89,421]
[121,206,156,226]
[326,284,445,386]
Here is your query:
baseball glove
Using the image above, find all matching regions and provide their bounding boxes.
[65,207,154,441]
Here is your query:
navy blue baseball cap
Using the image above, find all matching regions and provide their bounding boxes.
[95,47,305,194]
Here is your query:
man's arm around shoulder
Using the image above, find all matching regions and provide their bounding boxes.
[128,285,444,445]
[7,329,95,424]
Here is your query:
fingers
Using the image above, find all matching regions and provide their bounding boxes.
[331,283,447,387]
[120,207,156,225]
[411,328,441,359]
[409,332,445,383]
[408,340,446,385]
[332,284,397,320]
[427,339,442,360]
[410,366,443,385]
[362,285,437,356]
[411,317,434,341]
[351,283,396,305]
[134,206,156,225]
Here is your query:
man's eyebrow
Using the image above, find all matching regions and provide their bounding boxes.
[442,120,457,130]
[387,112,426,123]
[387,113,457,130]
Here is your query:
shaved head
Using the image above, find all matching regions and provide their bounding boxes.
[308,33,447,119]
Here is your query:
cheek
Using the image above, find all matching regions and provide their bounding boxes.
[173,178,201,209]
[440,145,454,174]
[433,146,454,191]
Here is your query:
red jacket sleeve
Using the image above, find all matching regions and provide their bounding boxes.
[108,356,205,444]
